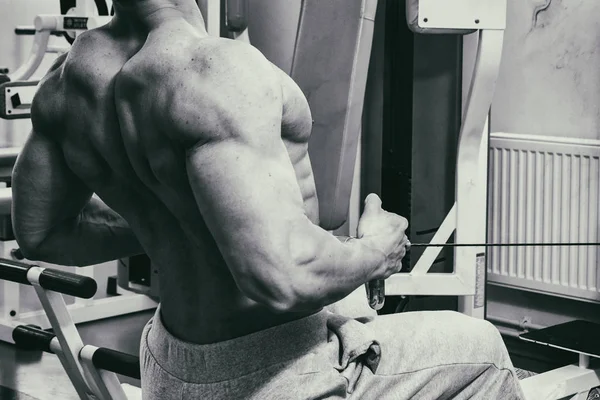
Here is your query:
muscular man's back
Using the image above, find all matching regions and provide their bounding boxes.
[12,4,526,399]
[33,15,318,344]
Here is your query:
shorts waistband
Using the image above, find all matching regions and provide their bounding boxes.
[144,305,329,383]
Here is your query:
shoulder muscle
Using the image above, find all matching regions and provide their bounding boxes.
[270,63,313,138]
[160,40,283,148]
[31,53,68,133]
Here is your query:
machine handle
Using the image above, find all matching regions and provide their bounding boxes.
[38,268,97,299]
[366,279,385,310]
[14,27,65,36]
[92,348,141,380]
[0,258,97,298]
[12,325,54,352]
[410,242,600,247]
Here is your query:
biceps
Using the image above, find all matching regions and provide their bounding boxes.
[186,139,307,274]
[12,130,91,241]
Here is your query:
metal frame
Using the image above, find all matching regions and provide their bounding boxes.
[9,266,137,400]
[385,1,506,321]
[1,81,38,119]
[419,0,506,30]
[0,154,156,345]
[393,3,600,398]
[9,0,111,82]
[520,354,600,400]
[0,153,156,346]
[0,235,158,344]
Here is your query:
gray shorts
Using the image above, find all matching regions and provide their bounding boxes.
[140,305,524,399]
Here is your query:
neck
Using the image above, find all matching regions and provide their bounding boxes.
[113,0,207,32]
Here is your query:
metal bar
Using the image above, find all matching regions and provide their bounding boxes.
[13,324,138,400]
[27,267,96,399]
[80,345,128,400]
[8,29,51,81]
[0,257,34,285]
[411,203,457,275]
[455,28,505,319]
[0,259,97,298]
[74,266,95,307]
[38,267,97,299]
[14,27,65,36]
[411,242,600,247]
[12,324,54,352]
[92,347,141,380]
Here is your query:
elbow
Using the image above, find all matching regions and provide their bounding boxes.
[265,286,309,313]
[233,229,324,313]
[238,268,316,313]
[263,291,315,314]
[13,229,47,262]
[15,238,44,261]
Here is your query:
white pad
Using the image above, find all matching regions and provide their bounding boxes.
[292,0,377,230]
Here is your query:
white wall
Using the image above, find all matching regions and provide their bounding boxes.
[487,0,600,328]
[491,0,600,140]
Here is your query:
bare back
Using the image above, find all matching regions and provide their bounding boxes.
[34,19,320,343]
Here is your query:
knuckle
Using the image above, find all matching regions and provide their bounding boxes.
[398,216,409,229]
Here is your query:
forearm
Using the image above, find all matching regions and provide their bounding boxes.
[283,222,385,311]
[20,198,144,266]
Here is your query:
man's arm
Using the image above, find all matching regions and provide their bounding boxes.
[12,128,144,266]
[173,43,387,313]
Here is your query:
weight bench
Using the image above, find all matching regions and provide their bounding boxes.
[0,259,143,400]
[518,321,600,400]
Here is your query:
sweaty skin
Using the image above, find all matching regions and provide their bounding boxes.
[12,1,392,344]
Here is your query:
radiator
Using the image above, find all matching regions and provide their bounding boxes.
[487,133,600,303]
